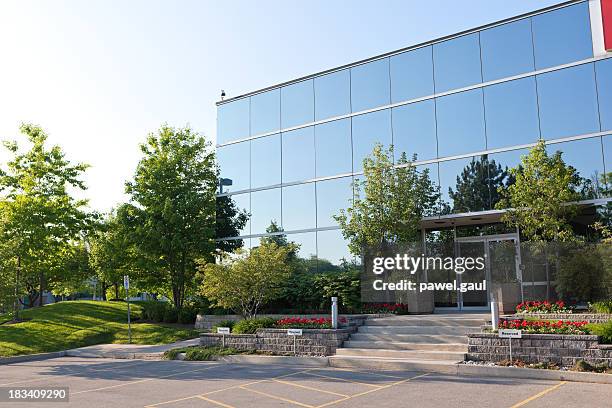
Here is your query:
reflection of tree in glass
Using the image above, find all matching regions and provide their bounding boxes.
[215,195,249,252]
[448,155,514,213]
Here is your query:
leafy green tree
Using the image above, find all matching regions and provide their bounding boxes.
[496,140,581,242]
[335,144,439,255]
[124,125,217,308]
[198,242,292,318]
[0,124,94,312]
[215,195,249,252]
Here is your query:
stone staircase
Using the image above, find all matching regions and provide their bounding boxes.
[330,313,488,372]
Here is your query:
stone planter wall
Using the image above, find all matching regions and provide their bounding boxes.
[200,328,355,356]
[505,313,612,323]
[468,333,612,367]
[195,314,370,330]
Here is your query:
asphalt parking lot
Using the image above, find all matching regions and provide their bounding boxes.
[0,358,610,408]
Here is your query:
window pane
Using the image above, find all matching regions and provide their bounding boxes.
[351,58,391,112]
[317,229,354,269]
[488,149,529,173]
[250,188,280,235]
[547,137,605,197]
[596,59,612,132]
[282,183,316,231]
[484,77,540,149]
[315,119,352,178]
[217,98,249,144]
[282,127,315,183]
[287,232,317,261]
[314,70,351,121]
[439,155,491,213]
[480,19,534,82]
[433,33,482,93]
[436,89,486,157]
[251,134,280,188]
[217,141,249,192]
[537,64,599,139]
[251,89,280,136]
[281,80,314,129]
[352,109,392,173]
[418,162,441,215]
[219,192,250,237]
[316,176,353,228]
[390,46,434,103]
[488,149,529,209]
[532,2,593,70]
[392,100,437,161]
[604,136,612,191]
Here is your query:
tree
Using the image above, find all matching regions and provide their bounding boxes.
[496,140,581,242]
[449,156,514,213]
[0,124,94,313]
[198,242,292,318]
[215,195,249,252]
[335,144,439,256]
[124,125,217,309]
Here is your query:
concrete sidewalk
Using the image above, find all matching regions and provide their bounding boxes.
[65,338,200,359]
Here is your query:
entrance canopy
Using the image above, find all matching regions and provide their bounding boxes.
[421,209,506,229]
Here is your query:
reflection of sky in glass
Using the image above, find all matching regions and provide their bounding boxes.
[282,127,315,183]
[351,58,390,112]
[251,134,281,188]
[227,192,250,237]
[433,33,482,93]
[281,79,314,129]
[436,89,486,158]
[314,70,351,121]
[392,100,437,161]
[484,77,540,149]
[287,232,317,259]
[282,183,316,231]
[316,177,353,228]
[218,141,249,192]
[217,98,249,144]
[251,89,280,136]
[488,149,529,172]
[352,109,392,173]
[547,137,604,182]
[250,188,280,235]
[537,64,599,140]
[390,46,434,103]
[315,119,352,178]
[317,229,352,266]
[596,59,612,132]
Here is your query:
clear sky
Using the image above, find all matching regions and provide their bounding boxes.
[0,0,561,212]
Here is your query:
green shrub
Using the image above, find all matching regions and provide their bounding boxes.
[211,320,236,333]
[590,300,612,314]
[162,308,178,323]
[587,321,612,344]
[139,301,169,322]
[177,308,197,325]
[232,317,276,334]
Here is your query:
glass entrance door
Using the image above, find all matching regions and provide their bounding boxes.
[456,240,488,308]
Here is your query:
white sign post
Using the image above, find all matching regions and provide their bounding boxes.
[331,297,338,329]
[124,275,131,344]
[498,328,522,361]
[217,327,230,347]
[287,329,303,355]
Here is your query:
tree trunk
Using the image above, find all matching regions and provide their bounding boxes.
[13,256,21,320]
[38,272,44,307]
[101,282,108,301]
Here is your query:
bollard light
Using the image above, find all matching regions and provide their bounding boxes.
[331,297,338,329]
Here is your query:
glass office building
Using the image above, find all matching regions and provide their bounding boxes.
[216,0,612,309]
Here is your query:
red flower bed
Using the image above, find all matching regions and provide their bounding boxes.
[362,303,409,314]
[516,300,572,314]
[275,317,347,329]
[499,319,589,335]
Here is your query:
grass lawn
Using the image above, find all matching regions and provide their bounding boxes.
[0,301,199,358]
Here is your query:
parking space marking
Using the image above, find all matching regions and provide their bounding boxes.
[315,373,430,408]
[303,372,384,388]
[272,379,350,398]
[509,381,567,408]
[197,395,237,408]
[72,363,220,395]
[317,367,403,380]
[239,385,316,408]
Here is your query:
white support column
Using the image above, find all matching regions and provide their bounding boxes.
[590,0,607,56]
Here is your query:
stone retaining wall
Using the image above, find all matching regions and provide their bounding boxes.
[200,328,354,356]
[506,313,612,323]
[468,333,612,367]
[195,314,371,330]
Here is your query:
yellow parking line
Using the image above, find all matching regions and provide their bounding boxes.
[510,381,567,408]
[72,363,220,395]
[317,367,403,380]
[273,379,350,397]
[303,372,383,388]
[240,385,316,408]
[197,395,236,408]
[315,372,430,408]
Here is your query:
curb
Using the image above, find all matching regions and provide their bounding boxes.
[64,350,165,360]
[0,351,66,365]
[215,355,329,367]
[457,364,612,384]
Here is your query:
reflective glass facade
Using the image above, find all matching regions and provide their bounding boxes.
[216,1,611,268]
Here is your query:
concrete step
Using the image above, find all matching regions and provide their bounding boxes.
[335,348,466,361]
[343,340,467,352]
[329,355,459,373]
[364,318,484,327]
[357,325,478,335]
[350,333,468,344]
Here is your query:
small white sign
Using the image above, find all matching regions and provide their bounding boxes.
[287,329,303,336]
[217,327,230,335]
[499,329,522,339]
[123,275,129,290]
